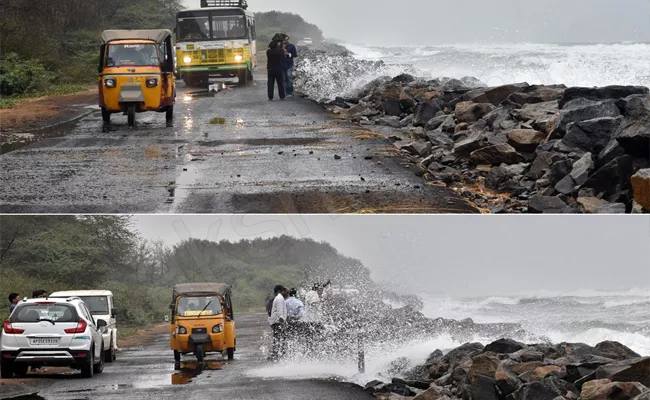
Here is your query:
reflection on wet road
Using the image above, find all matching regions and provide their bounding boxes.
[0,313,374,400]
[0,78,477,214]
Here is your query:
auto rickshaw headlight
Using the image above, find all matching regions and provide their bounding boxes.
[212,323,223,333]
[177,326,187,334]
[234,54,243,62]
[146,78,158,88]
[104,78,116,88]
[183,56,192,64]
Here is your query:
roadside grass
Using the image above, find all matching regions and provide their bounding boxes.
[0,84,93,110]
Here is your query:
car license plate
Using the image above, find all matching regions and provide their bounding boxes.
[30,338,59,346]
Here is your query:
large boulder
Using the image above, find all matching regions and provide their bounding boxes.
[469,375,498,400]
[595,341,642,361]
[594,357,650,387]
[470,144,524,165]
[469,354,501,379]
[510,85,565,105]
[512,100,560,122]
[425,114,450,131]
[557,116,623,153]
[514,381,564,400]
[464,83,529,105]
[581,379,648,400]
[507,129,547,152]
[528,195,569,213]
[402,141,432,157]
[414,100,445,127]
[453,131,490,157]
[615,95,650,157]
[495,362,523,396]
[631,169,650,211]
[426,130,455,149]
[550,98,621,138]
[484,338,526,354]
[441,342,485,370]
[559,85,650,109]
[581,155,633,199]
[455,101,496,123]
[527,152,565,180]
[530,365,563,381]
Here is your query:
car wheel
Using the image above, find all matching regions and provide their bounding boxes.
[105,338,115,363]
[81,347,94,378]
[13,364,28,377]
[1,358,14,378]
[94,344,104,374]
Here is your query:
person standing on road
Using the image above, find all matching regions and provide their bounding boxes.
[8,293,20,313]
[268,285,288,361]
[267,40,286,101]
[283,36,297,97]
[286,288,305,320]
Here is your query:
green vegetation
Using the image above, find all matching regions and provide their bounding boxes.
[0,0,182,101]
[254,11,324,47]
[0,216,370,333]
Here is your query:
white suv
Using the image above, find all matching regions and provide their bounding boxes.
[1,297,105,379]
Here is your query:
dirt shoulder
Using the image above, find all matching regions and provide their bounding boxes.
[0,88,97,134]
[118,323,168,349]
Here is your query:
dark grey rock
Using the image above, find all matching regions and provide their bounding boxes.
[554,175,576,195]
[484,339,525,354]
[597,138,627,168]
[551,99,621,138]
[570,152,595,186]
[615,94,650,157]
[559,85,650,109]
[464,83,530,105]
[550,159,575,185]
[402,141,432,157]
[528,196,569,213]
[470,144,524,165]
[378,116,402,128]
[558,116,623,153]
[426,130,455,149]
[425,114,450,131]
[582,155,634,198]
[596,203,627,213]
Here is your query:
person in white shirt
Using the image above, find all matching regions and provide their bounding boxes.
[285,288,305,320]
[269,285,288,361]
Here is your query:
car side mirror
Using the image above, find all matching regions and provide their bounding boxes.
[97,319,107,328]
[111,307,117,317]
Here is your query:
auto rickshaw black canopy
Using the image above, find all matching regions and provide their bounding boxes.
[101,29,173,44]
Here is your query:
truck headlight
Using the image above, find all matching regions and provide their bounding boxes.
[146,78,158,88]
[105,78,116,88]
[234,54,243,62]
[178,326,187,334]
[183,56,192,63]
[212,324,223,333]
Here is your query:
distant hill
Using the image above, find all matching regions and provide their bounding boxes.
[254,11,324,47]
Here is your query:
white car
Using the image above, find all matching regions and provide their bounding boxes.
[1,297,106,379]
[50,290,118,362]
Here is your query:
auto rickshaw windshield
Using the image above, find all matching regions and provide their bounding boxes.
[177,296,223,317]
[106,43,160,67]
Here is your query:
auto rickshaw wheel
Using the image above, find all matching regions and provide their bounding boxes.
[127,105,135,127]
[166,106,174,123]
[174,350,181,370]
[195,344,205,362]
[227,347,234,360]
[101,107,111,123]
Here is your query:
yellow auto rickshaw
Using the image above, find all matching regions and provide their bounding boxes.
[169,283,236,368]
[99,29,176,127]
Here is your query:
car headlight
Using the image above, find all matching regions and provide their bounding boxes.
[212,324,223,333]
[234,54,243,62]
[183,56,192,63]
[146,78,158,88]
[104,78,116,88]
[178,326,187,334]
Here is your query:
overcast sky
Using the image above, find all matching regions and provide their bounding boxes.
[132,215,650,297]
[182,0,650,45]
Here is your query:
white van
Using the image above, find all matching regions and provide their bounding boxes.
[49,290,118,362]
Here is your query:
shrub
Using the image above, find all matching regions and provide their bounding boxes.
[0,53,56,96]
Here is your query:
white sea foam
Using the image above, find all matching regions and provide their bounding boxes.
[341,42,650,89]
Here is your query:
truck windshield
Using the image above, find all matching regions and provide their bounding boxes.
[12,304,77,323]
[79,296,109,315]
[106,44,160,67]
[177,296,222,317]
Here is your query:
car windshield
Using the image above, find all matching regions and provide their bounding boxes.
[78,296,109,315]
[106,43,159,67]
[177,296,222,317]
[12,304,77,323]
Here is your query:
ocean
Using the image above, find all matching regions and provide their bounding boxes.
[247,288,650,384]
[341,42,650,89]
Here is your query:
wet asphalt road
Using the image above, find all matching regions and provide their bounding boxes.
[0,75,477,214]
[0,313,374,400]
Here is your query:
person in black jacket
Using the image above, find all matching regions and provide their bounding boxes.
[267,40,286,100]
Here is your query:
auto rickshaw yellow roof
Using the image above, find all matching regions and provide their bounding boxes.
[101,29,172,44]
[173,283,232,298]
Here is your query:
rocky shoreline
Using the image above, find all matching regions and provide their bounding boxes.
[294,45,650,214]
[363,338,649,400]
